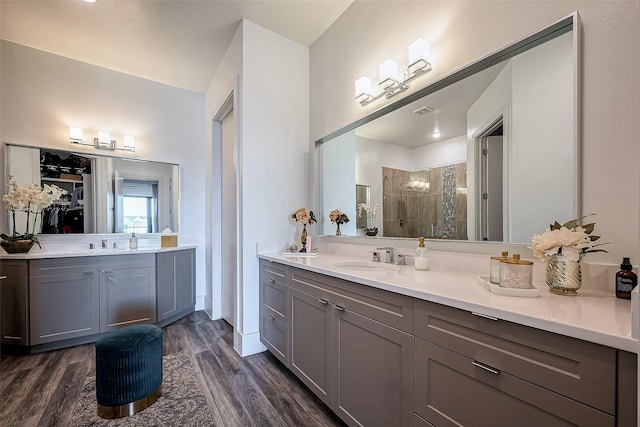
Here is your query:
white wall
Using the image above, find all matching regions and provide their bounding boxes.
[0,40,207,305]
[322,131,356,236]
[205,20,309,356]
[311,1,640,265]
[411,135,467,171]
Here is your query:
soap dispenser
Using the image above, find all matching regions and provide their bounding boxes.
[129,232,138,250]
[415,237,430,271]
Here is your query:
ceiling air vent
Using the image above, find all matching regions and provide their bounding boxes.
[412,106,434,116]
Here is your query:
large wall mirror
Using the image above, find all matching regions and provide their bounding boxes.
[4,143,179,235]
[317,14,580,243]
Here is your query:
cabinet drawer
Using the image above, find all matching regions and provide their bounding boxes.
[260,260,287,286]
[415,338,614,427]
[30,254,155,276]
[415,300,616,414]
[290,267,414,333]
[261,305,288,365]
[262,277,287,318]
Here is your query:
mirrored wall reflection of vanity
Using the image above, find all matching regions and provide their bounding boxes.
[317,14,580,244]
[4,144,179,235]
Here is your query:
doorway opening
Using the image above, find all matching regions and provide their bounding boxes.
[211,91,238,329]
[476,117,504,241]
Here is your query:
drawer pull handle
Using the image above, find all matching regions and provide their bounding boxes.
[0,276,7,280]
[269,278,275,284]
[472,361,500,375]
[333,304,345,311]
[319,299,328,305]
[269,315,275,321]
[471,312,498,321]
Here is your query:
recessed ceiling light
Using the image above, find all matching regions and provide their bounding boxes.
[84,0,100,3]
[432,131,441,138]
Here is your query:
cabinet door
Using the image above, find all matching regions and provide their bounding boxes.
[100,267,156,331]
[334,308,414,427]
[289,287,333,406]
[174,250,195,312]
[157,250,195,322]
[0,260,29,345]
[30,272,100,344]
[415,338,614,427]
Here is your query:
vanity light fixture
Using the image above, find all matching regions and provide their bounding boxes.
[355,38,432,106]
[123,135,135,152]
[69,126,136,152]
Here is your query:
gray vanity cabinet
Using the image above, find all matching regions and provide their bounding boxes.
[1,260,30,345]
[289,286,333,404]
[29,267,100,344]
[259,260,289,365]
[156,249,196,324]
[100,266,156,331]
[288,267,415,427]
[29,254,156,345]
[414,299,616,426]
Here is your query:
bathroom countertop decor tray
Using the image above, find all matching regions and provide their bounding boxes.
[477,276,541,298]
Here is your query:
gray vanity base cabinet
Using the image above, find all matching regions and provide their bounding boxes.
[29,254,156,345]
[415,338,614,427]
[156,249,196,323]
[289,286,332,405]
[259,260,289,365]
[1,260,30,345]
[334,308,414,427]
[29,271,100,345]
[100,267,156,331]
[288,267,415,427]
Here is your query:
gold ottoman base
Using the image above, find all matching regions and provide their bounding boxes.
[97,386,162,419]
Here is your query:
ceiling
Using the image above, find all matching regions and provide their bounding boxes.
[0,0,353,93]
[357,61,506,147]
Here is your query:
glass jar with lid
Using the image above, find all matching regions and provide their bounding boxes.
[489,251,509,284]
[499,254,534,289]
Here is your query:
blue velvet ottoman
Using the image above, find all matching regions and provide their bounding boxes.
[95,324,163,419]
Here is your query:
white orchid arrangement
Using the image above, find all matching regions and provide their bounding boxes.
[357,202,379,229]
[530,216,607,262]
[291,207,317,225]
[2,177,67,245]
[329,209,349,225]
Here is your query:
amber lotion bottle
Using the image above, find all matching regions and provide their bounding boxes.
[615,258,637,299]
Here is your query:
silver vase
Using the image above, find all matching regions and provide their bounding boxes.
[545,254,582,295]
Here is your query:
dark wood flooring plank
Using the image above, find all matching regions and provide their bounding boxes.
[0,312,346,427]
[162,321,186,356]
[245,351,345,427]
[195,349,249,426]
[6,351,71,425]
[36,361,89,427]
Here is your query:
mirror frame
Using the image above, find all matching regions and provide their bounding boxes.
[3,142,180,236]
[315,12,581,244]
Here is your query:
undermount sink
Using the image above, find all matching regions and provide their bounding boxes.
[334,261,399,272]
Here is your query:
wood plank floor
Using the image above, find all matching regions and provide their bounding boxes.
[0,311,346,426]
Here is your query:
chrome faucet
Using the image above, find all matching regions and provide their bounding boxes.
[376,247,394,264]
[101,239,107,249]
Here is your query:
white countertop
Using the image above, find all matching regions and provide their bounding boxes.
[259,252,638,353]
[0,244,197,259]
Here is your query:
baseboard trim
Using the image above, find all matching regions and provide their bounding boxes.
[235,330,266,357]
